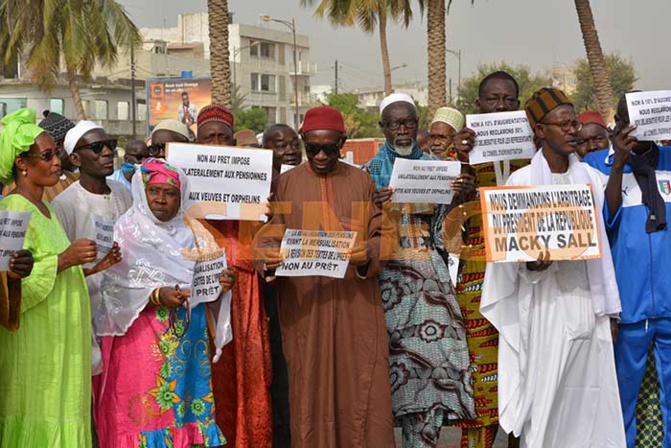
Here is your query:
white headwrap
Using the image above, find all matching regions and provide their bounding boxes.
[379,92,417,114]
[151,119,190,140]
[64,120,103,155]
[95,163,232,362]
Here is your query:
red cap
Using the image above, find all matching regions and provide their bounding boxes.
[578,110,608,129]
[300,105,346,134]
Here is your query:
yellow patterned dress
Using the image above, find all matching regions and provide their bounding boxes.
[453,160,528,448]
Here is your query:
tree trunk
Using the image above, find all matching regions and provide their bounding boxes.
[574,0,614,122]
[379,7,393,96]
[427,0,446,117]
[207,0,231,106]
[67,65,86,120]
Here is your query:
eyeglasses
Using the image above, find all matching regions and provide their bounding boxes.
[304,141,342,156]
[382,118,418,130]
[148,143,166,156]
[22,148,63,162]
[541,119,583,133]
[74,139,118,154]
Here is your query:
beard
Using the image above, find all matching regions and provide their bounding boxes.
[393,141,415,156]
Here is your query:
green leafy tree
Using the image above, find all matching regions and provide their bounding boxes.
[456,63,552,115]
[234,107,268,133]
[0,0,140,119]
[572,53,637,113]
[326,93,381,138]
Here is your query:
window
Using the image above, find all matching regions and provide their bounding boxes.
[95,100,108,120]
[250,42,275,60]
[0,98,27,117]
[49,98,64,114]
[260,74,275,92]
[251,74,276,93]
[260,42,275,59]
[117,101,130,120]
[82,100,91,118]
[137,100,147,120]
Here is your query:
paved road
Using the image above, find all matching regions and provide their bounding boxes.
[395,427,509,447]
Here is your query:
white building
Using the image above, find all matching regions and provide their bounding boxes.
[353,81,428,111]
[142,13,318,126]
[0,11,318,135]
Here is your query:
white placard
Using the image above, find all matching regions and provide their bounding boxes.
[389,158,460,204]
[480,184,602,263]
[190,249,226,308]
[0,211,30,271]
[166,143,273,221]
[626,90,671,141]
[447,253,460,289]
[91,215,114,262]
[466,110,536,164]
[275,229,357,279]
[280,164,295,174]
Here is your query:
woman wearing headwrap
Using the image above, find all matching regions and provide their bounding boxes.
[94,158,235,448]
[0,108,103,447]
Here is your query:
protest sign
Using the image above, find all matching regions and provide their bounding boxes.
[275,229,357,279]
[626,90,671,141]
[167,143,273,221]
[480,184,602,263]
[466,110,536,164]
[389,158,460,204]
[91,215,114,262]
[280,164,296,175]
[0,211,30,271]
[190,249,226,307]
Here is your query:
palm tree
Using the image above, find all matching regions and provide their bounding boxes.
[300,0,416,96]
[426,0,445,116]
[0,0,140,120]
[574,0,614,122]
[207,0,231,105]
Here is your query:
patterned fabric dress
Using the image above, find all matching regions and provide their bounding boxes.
[453,160,528,448]
[365,144,475,447]
[95,304,225,448]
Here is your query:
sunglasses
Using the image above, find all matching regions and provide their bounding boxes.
[304,141,342,157]
[74,139,118,154]
[22,148,63,162]
[148,143,166,156]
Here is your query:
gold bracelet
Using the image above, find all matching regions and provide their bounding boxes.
[150,288,161,306]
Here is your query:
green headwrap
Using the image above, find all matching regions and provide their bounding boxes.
[0,108,44,184]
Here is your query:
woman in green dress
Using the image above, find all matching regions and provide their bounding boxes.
[0,108,117,447]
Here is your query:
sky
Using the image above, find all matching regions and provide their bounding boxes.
[118,0,669,93]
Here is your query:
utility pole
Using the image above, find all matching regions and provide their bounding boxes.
[130,45,137,139]
[334,59,338,94]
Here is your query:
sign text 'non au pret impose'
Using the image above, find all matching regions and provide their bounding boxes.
[389,158,461,204]
[167,143,273,221]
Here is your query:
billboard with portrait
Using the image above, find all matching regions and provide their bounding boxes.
[146,77,212,136]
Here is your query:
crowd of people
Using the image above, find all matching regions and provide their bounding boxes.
[0,69,668,448]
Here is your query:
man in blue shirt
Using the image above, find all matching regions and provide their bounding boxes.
[583,94,671,447]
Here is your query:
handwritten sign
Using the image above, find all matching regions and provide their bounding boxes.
[275,229,357,278]
[389,158,460,204]
[191,249,226,307]
[626,90,671,141]
[466,111,536,164]
[91,215,115,262]
[166,143,273,221]
[480,184,602,263]
[0,211,30,271]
